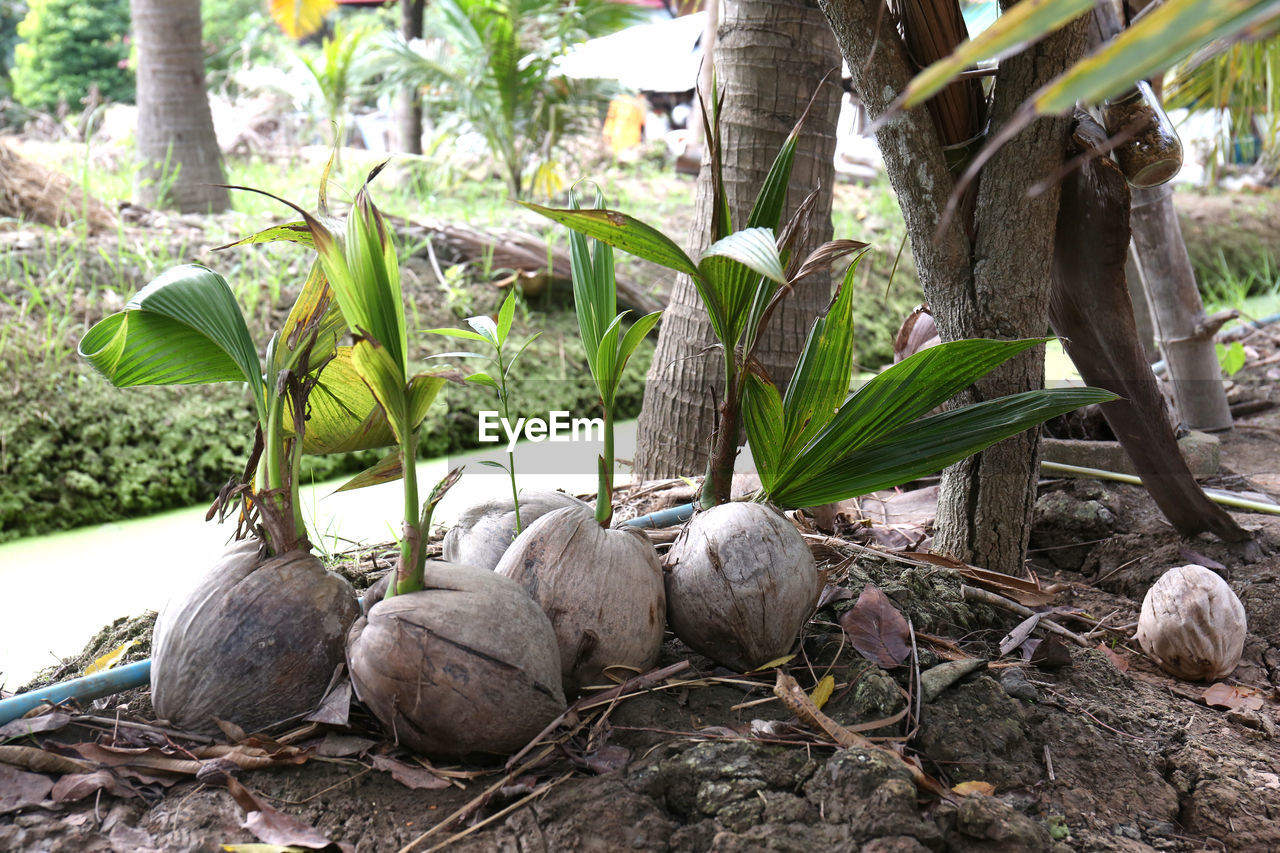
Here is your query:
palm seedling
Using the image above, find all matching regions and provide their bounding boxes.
[524,89,1118,671]
[429,290,587,570]
[495,184,666,692]
[77,198,371,733]
[275,167,566,755]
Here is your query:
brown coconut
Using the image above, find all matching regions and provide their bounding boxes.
[496,503,665,693]
[442,490,587,570]
[151,539,359,734]
[664,502,820,672]
[346,562,566,755]
[1136,564,1247,681]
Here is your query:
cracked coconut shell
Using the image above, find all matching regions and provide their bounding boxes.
[496,503,666,693]
[442,490,587,570]
[1136,564,1247,681]
[151,539,359,734]
[346,561,566,756]
[664,502,820,672]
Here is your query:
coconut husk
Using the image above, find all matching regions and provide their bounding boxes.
[665,502,821,672]
[496,503,666,693]
[442,490,588,571]
[346,562,566,756]
[0,142,116,232]
[151,539,359,735]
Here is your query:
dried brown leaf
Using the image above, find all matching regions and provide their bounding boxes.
[0,744,96,775]
[51,769,136,803]
[0,762,53,813]
[1096,642,1130,673]
[999,614,1042,657]
[840,584,912,668]
[904,552,1061,607]
[371,755,451,790]
[226,776,352,852]
[0,712,71,740]
[1203,682,1264,712]
[1029,634,1073,669]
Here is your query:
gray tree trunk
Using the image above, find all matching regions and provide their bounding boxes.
[1130,184,1234,431]
[822,0,1088,572]
[130,0,229,214]
[634,0,843,481]
[395,0,425,155]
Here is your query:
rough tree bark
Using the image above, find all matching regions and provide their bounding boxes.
[395,0,425,155]
[634,0,843,481]
[821,0,1089,572]
[130,0,229,214]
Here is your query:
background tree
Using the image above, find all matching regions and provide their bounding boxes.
[821,0,1089,572]
[12,0,132,112]
[130,0,230,213]
[395,0,425,154]
[633,0,843,482]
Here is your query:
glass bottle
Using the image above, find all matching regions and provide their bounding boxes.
[1101,81,1183,188]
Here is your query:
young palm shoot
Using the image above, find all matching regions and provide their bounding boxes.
[78,253,365,733]
[495,186,666,693]
[285,172,567,755]
[427,290,539,533]
[427,291,589,570]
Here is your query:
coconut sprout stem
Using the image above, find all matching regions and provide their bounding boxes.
[392,433,424,597]
[701,347,741,508]
[596,405,615,527]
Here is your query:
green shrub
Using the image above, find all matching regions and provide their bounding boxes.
[11,0,132,112]
[0,317,653,542]
[0,0,25,95]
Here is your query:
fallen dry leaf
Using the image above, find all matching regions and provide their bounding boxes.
[0,712,71,740]
[1096,642,1130,672]
[1029,634,1073,669]
[952,780,996,796]
[0,744,96,775]
[904,552,1061,607]
[1203,682,1265,712]
[840,584,912,668]
[51,769,137,803]
[371,755,452,790]
[226,776,352,852]
[0,762,53,814]
[999,614,1042,657]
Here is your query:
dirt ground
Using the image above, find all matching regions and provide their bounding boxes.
[2,333,1279,853]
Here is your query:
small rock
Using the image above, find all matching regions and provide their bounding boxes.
[999,667,1040,702]
[1112,823,1143,840]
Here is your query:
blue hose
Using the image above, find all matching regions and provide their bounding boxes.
[0,660,151,726]
[0,502,700,726]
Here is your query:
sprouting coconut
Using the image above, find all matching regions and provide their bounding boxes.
[80,254,369,734]
[347,560,566,755]
[664,502,819,672]
[494,185,665,693]
[497,502,665,692]
[525,97,1113,678]
[152,540,358,733]
[292,184,565,754]
[443,490,587,570]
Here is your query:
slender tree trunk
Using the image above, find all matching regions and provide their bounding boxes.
[396,0,425,154]
[130,0,229,214]
[1130,184,1234,431]
[634,0,842,481]
[822,0,1088,572]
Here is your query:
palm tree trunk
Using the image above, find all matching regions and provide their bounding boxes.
[634,0,842,481]
[130,0,229,214]
[395,0,425,155]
